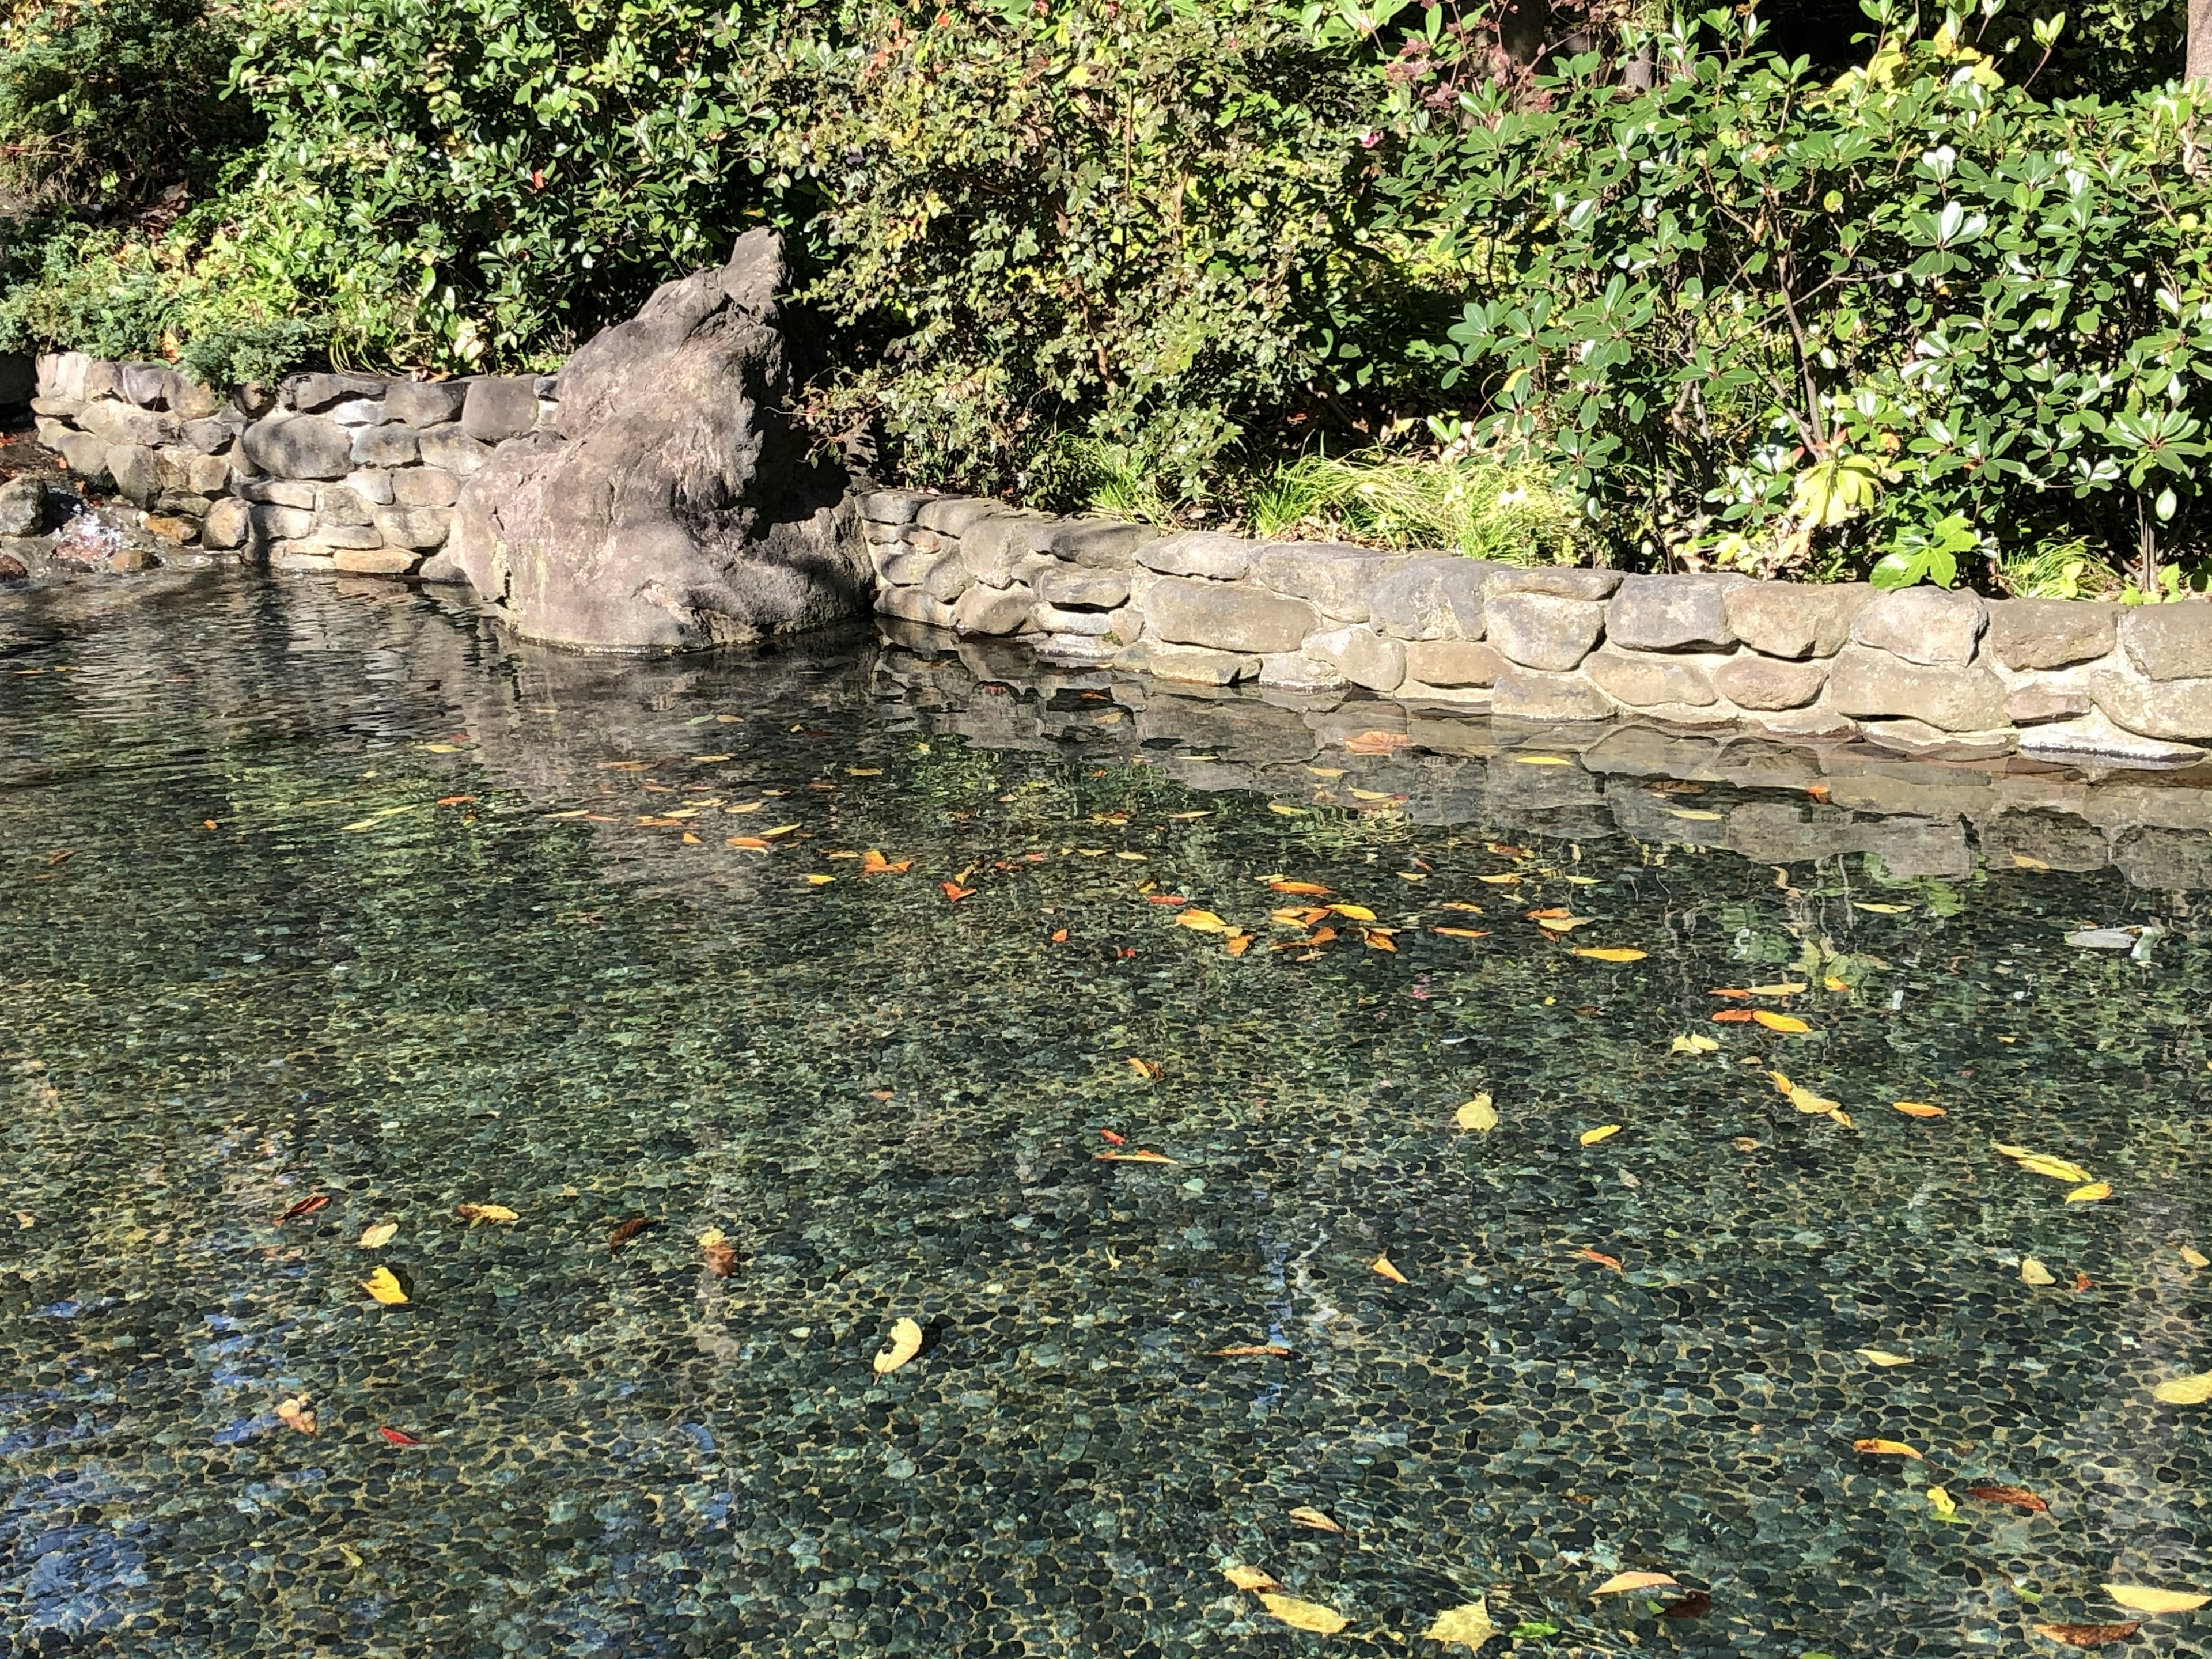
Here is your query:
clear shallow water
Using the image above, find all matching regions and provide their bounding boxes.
[3,571,2210,1659]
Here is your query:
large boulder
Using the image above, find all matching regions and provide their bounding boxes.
[445,231,862,651]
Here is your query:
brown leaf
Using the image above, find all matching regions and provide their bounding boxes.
[940,882,975,902]
[1661,1590,1713,1619]
[2032,1624,2142,1649]
[608,1216,654,1249]
[274,1194,331,1225]
[1342,729,1412,754]
[698,1228,737,1277]
[1573,1248,1623,1272]
[1287,1505,1343,1533]
[1213,1343,1294,1357]
[1965,1483,2050,1514]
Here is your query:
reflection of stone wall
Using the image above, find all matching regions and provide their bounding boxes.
[31,353,549,577]
[863,489,2212,766]
[871,615,2212,892]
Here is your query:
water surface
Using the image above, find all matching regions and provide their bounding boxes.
[3,573,2209,1658]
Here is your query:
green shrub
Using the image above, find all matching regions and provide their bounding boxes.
[1387,2,2212,588]
[1248,445,1586,565]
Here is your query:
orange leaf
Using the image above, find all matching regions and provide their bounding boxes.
[1051,927,1069,942]
[1851,1438,1923,1459]
[1573,1248,1623,1271]
[1893,1101,1947,1118]
[2032,1624,2142,1649]
[1224,933,1252,956]
[1269,880,1332,896]
[1342,729,1412,754]
[941,882,975,902]
[1752,1011,1812,1034]
[1371,1253,1408,1283]
[1709,987,1754,1001]
[726,835,771,850]
[1146,893,1189,906]
[1363,929,1398,952]
[1096,1149,1177,1164]
[1711,1009,1756,1023]
[1125,1057,1161,1080]
[1964,1483,2050,1514]
[435,794,475,807]
[1433,927,1490,940]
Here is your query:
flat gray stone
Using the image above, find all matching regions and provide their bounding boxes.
[1486,591,1605,671]
[54,430,111,483]
[1144,643,1260,685]
[1856,718,2017,760]
[1582,646,1718,707]
[241,414,355,480]
[2119,605,2212,681]
[251,502,315,541]
[316,484,375,527]
[1248,543,1404,622]
[1827,643,2009,730]
[373,507,451,550]
[921,550,974,603]
[309,523,385,550]
[914,496,1007,537]
[1258,653,1350,694]
[878,585,956,629]
[1491,666,1615,722]
[107,443,159,505]
[1013,517,1154,568]
[2090,666,2212,741]
[1368,556,1491,641]
[2017,709,2207,766]
[1724,581,1870,659]
[351,423,419,467]
[1713,653,1827,710]
[952,582,1035,637]
[1404,638,1506,687]
[857,488,933,526]
[1486,565,1622,600]
[1137,532,1261,581]
[1849,586,1987,666]
[181,417,235,454]
[417,426,492,478]
[287,372,389,412]
[120,362,173,408]
[393,467,459,508]
[1301,624,1405,692]
[1033,602,1115,636]
[2005,685,2092,725]
[77,399,177,448]
[1033,565,1129,610]
[1987,597,2119,671]
[1605,573,1744,652]
[460,377,539,442]
[1143,574,1317,654]
[958,512,1050,586]
[345,468,395,506]
[385,382,469,429]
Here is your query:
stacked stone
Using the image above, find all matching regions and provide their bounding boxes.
[31,353,550,576]
[862,488,2212,761]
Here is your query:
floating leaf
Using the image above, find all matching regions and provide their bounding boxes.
[1476,873,1522,885]
[1580,1124,1622,1146]
[1257,1594,1348,1634]
[1096,1149,1177,1164]
[1964,1483,2049,1514]
[1343,729,1413,755]
[699,1228,737,1277]
[2066,1183,2112,1204]
[2103,1585,2211,1613]
[1434,926,1491,940]
[2021,1258,2057,1287]
[1926,1485,1959,1521]
[1592,1571,1678,1596]
[378,1426,425,1446]
[1126,1057,1162,1080]
[1270,880,1331,896]
[2033,1624,2142,1649]
[1423,1600,1498,1650]
[1287,1506,1343,1533]
[1857,1349,1914,1367]
[1851,1438,1923,1458]
[1440,902,1484,912]
[1224,1565,1281,1592]
[872,1317,923,1374]
[1213,1344,1293,1358]
[940,882,975,902]
[805,873,836,885]
[361,1267,409,1306]
[2184,1247,2210,1269]
[1894,1102,1946,1118]
[1455,1094,1497,1132]
[1994,1144,2096,1185]
[1513,755,1570,767]
[608,1216,654,1249]
[2150,1372,2212,1405]
[1712,1009,1756,1023]
[1177,909,1232,933]
[1753,1011,1812,1034]
[275,1194,331,1225]
[1224,933,1253,957]
[456,1203,517,1225]
[1671,1033,1720,1054]
[1855,902,1911,914]
[1372,1253,1409,1284]
[275,1396,317,1436]
[1661,1591,1714,1619]
[1328,903,1377,922]
[1573,947,1648,963]
[1574,1248,1623,1272]
[358,1221,398,1250]
[1362,929,1397,953]
[1744,982,1809,996]
[1267,804,1308,817]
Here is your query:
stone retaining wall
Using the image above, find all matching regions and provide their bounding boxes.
[29,352,551,576]
[862,488,2212,765]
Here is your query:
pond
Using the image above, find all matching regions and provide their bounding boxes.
[3,571,2209,1659]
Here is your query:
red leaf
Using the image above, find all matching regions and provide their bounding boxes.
[275,1195,330,1224]
[378,1427,424,1446]
[1711,1009,1756,1024]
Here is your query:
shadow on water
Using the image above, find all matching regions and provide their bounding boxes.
[1,569,2208,1658]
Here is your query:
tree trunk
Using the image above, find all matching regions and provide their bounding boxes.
[2192,0,2212,86]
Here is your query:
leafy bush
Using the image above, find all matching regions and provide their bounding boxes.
[1249,444,1585,565]
[1390,2,2212,587]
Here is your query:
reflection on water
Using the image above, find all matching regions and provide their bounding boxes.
[2,571,2209,1658]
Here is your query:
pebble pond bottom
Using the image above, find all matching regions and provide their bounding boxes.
[2,571,2210,1659]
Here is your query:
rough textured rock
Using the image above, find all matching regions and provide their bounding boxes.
[2018,710,2206,766]
[334,547,420,575]
[1258,653,1349,694]
[1605,574,1743,652]
[374,507,450,550]
[1033,566,1130,610]
[1857,718,2017,760]
[2006,685,2092,726]
[0,550,26,581]
[1301,625,1406,692]
[957,513,1049,587]
[1849,586,1987,666]
[2119,605,2212,681]
[1033,602,1115,636]
[1143,575,1317,654]
[2090,668,2212,741]
[418,426,491,478]
[461,377,540,443]
[1143,643,1259,685]
[1827,643,2009,730]
[1368,557,1491,641]
[1987,598,2119,672]
[351,423,420,467]
[1404,639,1506,688]
[55,430,112,483]
[952,583,1035,637]
[1486,592,1605,671]
[1015,516,1153,569]
[1486,566,1622,600]
[202,497,251,550]
[1713,653,1827,710]
[108,443,160,505]
[385,382,469,429]
[394,468,460,508]
[1492,666,1615,721]
[447,232,861,651]
[241,414,355,480]
[1724,581,1869,659]
[1582,646,1718,708]
[1138,532,1260,581]
[288,372,389,413]
[1249,544,1403,622]
[0,475,46,536]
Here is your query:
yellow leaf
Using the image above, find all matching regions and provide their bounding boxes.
[1177,910,1232,934]
[760,824,800,839]
[805,874,836,885]
[872,1316,923,1375]
[1572,947,1648,963]
[1753,1011,1812,1034]
[2011,853,2051,870]
[1667,808,1724,821]
[1328,903,1377,922]
[1476,873,1522,885]
[358,1221,398,1250]
[2066,1182,2112,1204]
[1287,1505,1343,1533]
[2184,1247,2210,1268]
[1270,880,1332,896]
[2104,1585,2211,1613]
[1533,915,1593,931]
[1790,1085,1841,1116]
[1257,1594,1348,1635]
[2021,1257,2057,1287]
[1434,926,1488,940]
[1423,1600,1498,1651]
[1224,1565,1281,1592]
[1440,901,1484,912]
[1580,1124,1622,1146]
[1926,1485,1959,1521]
[275,1396,317,1436]
[1854,902,1911,914]
[1851,1438,1923,1459]
[1766,1068,1794,1094]
[2150,1372,2212,1406]
[1455,1094,1497,1132]
[360,1267,408,1306]
[1268,804,1308,817]
[1592,1571,1678,1596]
[1993,1144,2096,1185]
[456,1203,517,1225]
[1513,755,1571,766]
[1824,974,1850,992]
[727,801,764,813]
[1857,1349,1914,1366]
[1893,1101,1946,1118]
[1744,982,1809,996]
[1372,1253,1409,1285]
[1671,1033,1719,1054]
